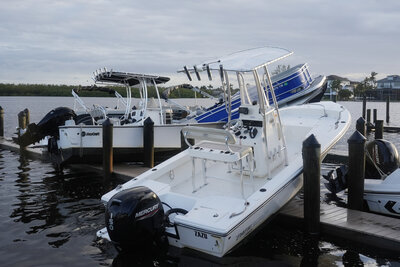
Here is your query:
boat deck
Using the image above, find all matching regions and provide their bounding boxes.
[278,198,400,253]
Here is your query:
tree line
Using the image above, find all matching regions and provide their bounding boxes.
[0,83,220,98]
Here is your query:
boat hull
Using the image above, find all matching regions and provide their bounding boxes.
[52,122,224,164]
[167,173,303,257]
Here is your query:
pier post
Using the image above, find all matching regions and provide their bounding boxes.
[302,134,321,235]
[102,118,113,178]
[18,110,27,130]
[143,117,154,168]
[366,109,371,125]
[0,106,4,137]
[356,117,366,137]
[24,108,30,125]
[347,131,366,211]
[362,95,366,119]
[373,109,377,123]
[386,96,390,123]
[375,120,384,140]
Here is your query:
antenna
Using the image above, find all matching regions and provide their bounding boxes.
[206,65,212,81]
[193,65,201,81]
[219,65,224,83]
[183,66,192,81]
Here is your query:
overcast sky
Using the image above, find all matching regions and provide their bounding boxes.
[1,0,399,86]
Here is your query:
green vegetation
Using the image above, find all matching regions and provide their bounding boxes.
[338,89,353,100]
[354,71,378,97]
[0,83,221,98]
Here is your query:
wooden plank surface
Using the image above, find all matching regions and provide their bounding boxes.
[279,199,400,252]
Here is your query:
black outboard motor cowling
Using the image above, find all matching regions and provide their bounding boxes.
[365,139,400,179]
[17,107,76,147]
[105,186,165,251]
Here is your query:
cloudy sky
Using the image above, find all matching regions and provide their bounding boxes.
[1,0,399,85]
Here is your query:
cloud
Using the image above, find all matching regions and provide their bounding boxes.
[0,0,399,84]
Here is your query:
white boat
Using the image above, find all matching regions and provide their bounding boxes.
[96,46,351,257]
[17,72,223,164]
[364,169,400,217]
[324,139,400,217]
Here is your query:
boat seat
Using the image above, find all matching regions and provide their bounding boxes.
[181,126,254,199]
[182,126,236,146]
[188,141,252,163]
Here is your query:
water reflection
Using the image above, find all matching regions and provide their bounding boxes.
[0,148,399,266]
[0,149,120,265]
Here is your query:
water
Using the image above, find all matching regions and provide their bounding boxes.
[0,97,399,266]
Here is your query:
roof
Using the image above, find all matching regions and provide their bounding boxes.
[377,75,400,83]
[94,70,170,86]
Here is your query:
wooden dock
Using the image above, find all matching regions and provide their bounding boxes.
[0,137,150,181]
[2,137,400,253]
[278,198,400,253]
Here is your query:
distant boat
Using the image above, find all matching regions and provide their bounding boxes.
[96,46,350,257]
[176,63,326,124]
[16,62,326,166]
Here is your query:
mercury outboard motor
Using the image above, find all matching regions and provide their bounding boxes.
[365,139,400,179]
[105,186,165,251]
[324,139,400,194]
[17,107,76,147]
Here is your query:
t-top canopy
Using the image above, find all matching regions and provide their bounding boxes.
[94,70,170,86]
[200,46,293,72]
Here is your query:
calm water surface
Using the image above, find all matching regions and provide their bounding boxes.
[0,97,399,266]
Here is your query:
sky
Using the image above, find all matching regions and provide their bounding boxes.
[0,0,399,86]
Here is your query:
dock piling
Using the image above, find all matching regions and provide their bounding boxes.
[143,117,154,168]
[386,96,390,123]
[347,131,366,211]
[373,109,377,123]
[356,117,366,137]
[18,110,27,130]
[366,109,371,125]
[24,108,30,125]
[302,134,321,235]
[375,120,384,139]
[102,118,113,178]
[362,95,366,119]
[0,106,4,137]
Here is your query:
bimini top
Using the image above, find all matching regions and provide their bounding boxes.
[198,46,293,72]
[94,69,170,86]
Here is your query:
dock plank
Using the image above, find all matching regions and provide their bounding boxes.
[278,199,400,253]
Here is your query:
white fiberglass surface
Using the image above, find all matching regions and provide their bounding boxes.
[200,46,293,72]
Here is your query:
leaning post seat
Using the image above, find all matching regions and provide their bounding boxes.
[181,126,254,198]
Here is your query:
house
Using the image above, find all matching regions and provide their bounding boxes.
[377,75,400,90]
[373,75,400,100]
[325,75,354,100]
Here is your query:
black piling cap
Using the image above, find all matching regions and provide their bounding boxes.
[0,106,3,112]
[102,118,113,126]
[302,134,321,149]
[144,117,154,126]
[347,130,366,144]
[356,117,366,125]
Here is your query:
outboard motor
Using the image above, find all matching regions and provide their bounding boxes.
[105,186,165,251]
[17,107,76,147]
[324,139,400,194]
[365,139,400,179]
